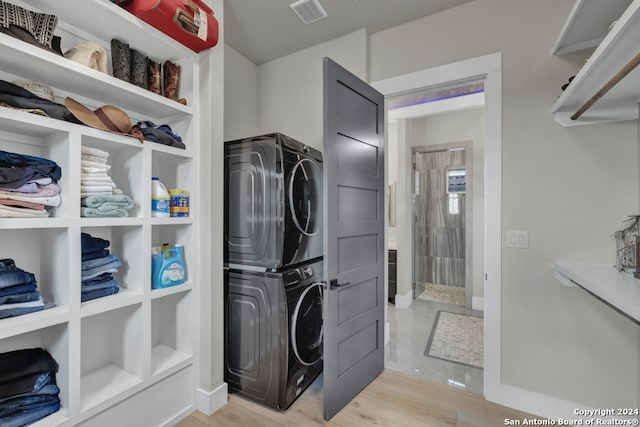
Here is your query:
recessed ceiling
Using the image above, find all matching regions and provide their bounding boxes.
[224,0,474,65]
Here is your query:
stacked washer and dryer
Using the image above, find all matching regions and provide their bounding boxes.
[223,133,324,410]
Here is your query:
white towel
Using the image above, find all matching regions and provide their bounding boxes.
[81,166,111,174]
[81,174,113,183]
[82,181,116,188]
[81,154,107,164]
[81,146,109,158]
[81,185,113,193]
[81,160,110,170]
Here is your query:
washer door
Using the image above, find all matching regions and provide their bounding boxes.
[291,282,323,366]
[288,158,322,237]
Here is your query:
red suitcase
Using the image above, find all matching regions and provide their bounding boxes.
[123,0,219,52]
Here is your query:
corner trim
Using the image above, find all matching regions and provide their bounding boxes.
[472,296,484,311]
[394,290,413,309]
[196,382,228,415]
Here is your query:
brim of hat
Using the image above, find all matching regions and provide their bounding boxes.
[64,97,111,132]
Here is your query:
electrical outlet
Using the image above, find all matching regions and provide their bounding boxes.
[507,230,529,249]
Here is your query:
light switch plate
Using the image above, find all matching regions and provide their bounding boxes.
[507,230,529,248]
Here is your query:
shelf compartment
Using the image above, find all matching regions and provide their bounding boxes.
[80,226,145,308]
[80,135,144,218]
[0,124,71,218]
[151,290,193,377]
[0,323,70,423]
[0,228,72,313]
[80,304,144,412]
[551,0,640,126]
[151,224,193,288]
[151,151,194,219]
[0,30,193,123]
[553,261,640,322]
[552,0,632,55]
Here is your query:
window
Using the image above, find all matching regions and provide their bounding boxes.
[447,167,466,193]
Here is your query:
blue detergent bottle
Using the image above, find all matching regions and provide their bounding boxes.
[152,244,186,289]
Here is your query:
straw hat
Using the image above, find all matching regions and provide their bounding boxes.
[64,97,143,142]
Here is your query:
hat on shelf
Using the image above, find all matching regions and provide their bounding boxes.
[12,80,54,101]
[64,42,108,73]
[64,97,144,142]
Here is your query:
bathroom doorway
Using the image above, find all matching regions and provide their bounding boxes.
[413,142,471,308]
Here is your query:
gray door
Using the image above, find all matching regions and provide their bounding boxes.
[322,57,385,420]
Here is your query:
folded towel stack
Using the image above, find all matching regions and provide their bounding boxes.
[80,146,135,217]
[0,150,62,218]
[81,233,121,302]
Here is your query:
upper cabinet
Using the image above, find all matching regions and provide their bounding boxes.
[551,0,640,126]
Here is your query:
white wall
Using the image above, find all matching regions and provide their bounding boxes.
[224,44,258,141]
[257,29,367,150]
[370,0,639,409]
[410,108,485,303]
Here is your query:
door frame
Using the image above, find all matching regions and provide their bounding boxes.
[370,52,503,404]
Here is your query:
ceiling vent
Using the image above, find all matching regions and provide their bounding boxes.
[290,0,327,25]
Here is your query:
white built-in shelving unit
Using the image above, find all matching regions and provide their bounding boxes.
[0,1,203,425]
[552,0,640,323]
[551,0,640,126]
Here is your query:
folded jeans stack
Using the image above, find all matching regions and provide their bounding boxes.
[0,259,48,319]
[0,348,61,427]
[81,233,121,302]
[80,146,134,217]
[0,150,62,218]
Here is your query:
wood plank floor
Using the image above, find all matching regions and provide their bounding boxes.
[176,370,538,427]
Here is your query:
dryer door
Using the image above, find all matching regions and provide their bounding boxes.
[291,282,323,366]
[288,157,322,237]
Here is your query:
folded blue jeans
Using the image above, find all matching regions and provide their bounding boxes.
[81,272,113,286]
[81,255,120,271]
[0,401,60,427]
[0,291,40,305]
[80,233,110,254]
[0,258,16,271]
[81,248,109,262]
[0,283,37,298]
[0,394,59,417]
[81,260,122,280]
[0,305,44,319]
[0,384,59,405]
[81,286,119,302]
[0,371,52,400]
[81,279,117,292]
[0,269,36,289]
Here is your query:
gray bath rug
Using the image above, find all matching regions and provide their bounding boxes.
[424,310,483,369]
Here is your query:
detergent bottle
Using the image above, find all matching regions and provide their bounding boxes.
[151,177,170,217]
[151,244,186,289]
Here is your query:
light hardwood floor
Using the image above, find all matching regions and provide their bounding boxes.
[176,370,538,426]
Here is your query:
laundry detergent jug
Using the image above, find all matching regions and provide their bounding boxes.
[152,244,186,289]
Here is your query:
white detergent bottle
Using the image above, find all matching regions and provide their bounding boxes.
[151,177,170,217]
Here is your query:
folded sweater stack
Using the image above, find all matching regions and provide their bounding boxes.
[0,150,62,218]
[80,146,134,217]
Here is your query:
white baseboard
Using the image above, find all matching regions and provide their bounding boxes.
[472,296,484,311]
[487,383,593,421]
[394,290,413,309]
[197,382,228,415]
[161,406,196,427]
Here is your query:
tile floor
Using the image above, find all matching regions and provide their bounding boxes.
[385,295,485,394]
